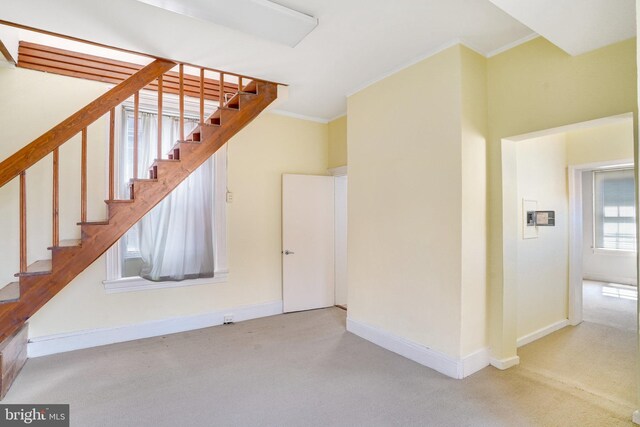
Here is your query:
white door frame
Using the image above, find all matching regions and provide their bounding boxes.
[329,166,348,306]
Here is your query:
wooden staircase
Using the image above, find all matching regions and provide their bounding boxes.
[0,58,278,344]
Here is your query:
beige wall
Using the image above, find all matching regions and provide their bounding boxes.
[348,45,489,359]
[0,68,329,338]
[328,115,347,168]
[487,37,637,360]
[515,134,569,339]
[460,47,488,356]
[566,120,634,165]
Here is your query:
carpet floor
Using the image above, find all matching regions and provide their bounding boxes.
[4,307,637,426]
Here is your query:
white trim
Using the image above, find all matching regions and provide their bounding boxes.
[270,109,329,124]
[568,165,584,325]
[328,112,347,122]
[591,248,637,257]
[486,33,540,58]
[462,348,491,378]
[583,273,637,286]
[517,319,569,348]
[346,317,489,379]
[490,356,520,370]
[328,166,347,176]
[28,300,283,358]
[103,271,228,293]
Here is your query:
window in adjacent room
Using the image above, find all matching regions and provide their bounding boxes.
[593,167,636,252]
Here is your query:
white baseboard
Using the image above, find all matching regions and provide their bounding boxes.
[584,273,637,286]
[28,300,283,358]
[346,317,489,379]
[517,319,569,348]
[490,355,520,370]
[632,409,640,425]
[462,347,491,378]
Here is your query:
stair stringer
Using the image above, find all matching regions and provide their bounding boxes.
[0,81,278,341]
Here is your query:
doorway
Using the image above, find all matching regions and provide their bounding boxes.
[500,112,637,408]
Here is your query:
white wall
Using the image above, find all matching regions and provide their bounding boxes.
[515,134,569,340]
[0,67,330,339]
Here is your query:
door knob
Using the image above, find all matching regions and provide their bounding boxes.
[283,250,295,255]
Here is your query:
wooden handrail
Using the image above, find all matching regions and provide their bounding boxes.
[0,58,176,188]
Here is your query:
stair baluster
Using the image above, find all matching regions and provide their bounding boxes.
[52,148,59,247]
[157,75,163,161]
[179,64,185,143]
[133,93,139,179]
[199,69,205,124]
[81,128,87,223]
[19,171,26,273]
[219,72,225,109]
[108,108,115,201]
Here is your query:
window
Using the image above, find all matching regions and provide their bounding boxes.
[104,91,228,292]
[593,168,636,252]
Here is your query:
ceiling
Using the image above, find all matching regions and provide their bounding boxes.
[489,0,636,56]
[0,0,635,121]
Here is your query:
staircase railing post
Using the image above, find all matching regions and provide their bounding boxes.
[179,64,185,142]
[52,148,59,247]
[19,171,26,273]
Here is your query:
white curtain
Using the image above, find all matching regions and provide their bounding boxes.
[122,111,215,281]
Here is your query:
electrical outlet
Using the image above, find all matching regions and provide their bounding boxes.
[226,192,233,203]
[223,314,234,324]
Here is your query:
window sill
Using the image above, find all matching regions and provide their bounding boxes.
[592,248,637,257]
[103,271,228,294]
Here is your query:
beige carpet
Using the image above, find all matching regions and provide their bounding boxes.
[4,308,636,426]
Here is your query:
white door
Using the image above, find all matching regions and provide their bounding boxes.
[282,174,335,312]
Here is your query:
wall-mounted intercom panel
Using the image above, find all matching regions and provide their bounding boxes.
[529,210,555,226]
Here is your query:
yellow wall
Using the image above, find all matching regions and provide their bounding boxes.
[0,68,329,338]
[514,134,569,339]
[566,120,634,165]
[328,115,347,168]
[348,45,491,359]
[460,47,488,356]
[487,37,637,360]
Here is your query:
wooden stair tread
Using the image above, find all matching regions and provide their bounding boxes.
[0,283,19,304]
[15,260,52,277]
[77,220,109,226]
[47,239,81,250]
[130,178,157,183]
[105,199,134,204]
